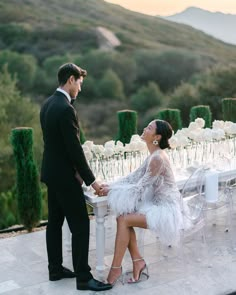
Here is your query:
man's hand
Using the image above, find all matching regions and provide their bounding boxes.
[91,181,102,196]
[91,182,110,196]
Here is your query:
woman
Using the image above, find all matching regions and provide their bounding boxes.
[100,119,183,285]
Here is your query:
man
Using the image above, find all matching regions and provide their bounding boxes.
[40,63,112,291]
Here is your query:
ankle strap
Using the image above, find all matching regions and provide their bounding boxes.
[111,265,122,269]
[132,258,144,262]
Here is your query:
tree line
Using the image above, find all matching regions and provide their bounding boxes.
[1,48,236,229]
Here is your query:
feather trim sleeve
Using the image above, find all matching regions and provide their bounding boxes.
[108,152,165,215]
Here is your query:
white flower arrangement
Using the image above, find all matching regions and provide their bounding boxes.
[81,118,236,178]
[82,135,147,159]
[168,118,236,149]
[82,118,236,160]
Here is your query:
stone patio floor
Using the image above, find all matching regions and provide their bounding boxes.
[1,205,236,295]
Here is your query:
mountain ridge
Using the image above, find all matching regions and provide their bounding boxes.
[164,7,236,45]
[0,0,236,63]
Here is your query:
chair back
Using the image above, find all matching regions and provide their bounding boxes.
[181,167,206,224]
[225,176,236,203]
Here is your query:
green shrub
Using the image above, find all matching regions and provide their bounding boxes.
[11,127,42,231]
[157,109,182,132]
[116,110,137,144]
[222,98,236,122]
[190,105,212,127]
[130,82,163,113]
[0,188,19,230]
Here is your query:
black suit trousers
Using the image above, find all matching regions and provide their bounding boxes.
[46,179,93,282]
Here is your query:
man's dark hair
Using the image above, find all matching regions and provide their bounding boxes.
[57,63,87,86]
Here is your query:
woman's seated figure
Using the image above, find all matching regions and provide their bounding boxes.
[100,119,183,285]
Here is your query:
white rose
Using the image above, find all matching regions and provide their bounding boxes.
[92,144,105,156]
[202,128,213,141]
[136,141,147,152]
[188,122,198,131]
[130,134,141,142]
[84,150,93,161]
[104,147,114,158]
[224,121,233,129]
[169,136,178,149]
[187,130,198,141]
[224,127,231,135]
[114,145,125,154]
[212,120,224,130]
[82,145,90,153]
[178,135,189,147]
[195,118,205,128]
[129,141,139,151]
[104,140,115,149]
[175,129,185,137]
[212,129,225,140]
[194,129,204,142]
[178,128,189,136]
[124,143,131,152]
[116,141,124,147]
[227,123,236,135]
[83,140,94,149]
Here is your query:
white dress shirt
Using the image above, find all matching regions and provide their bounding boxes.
[56,88,71,103]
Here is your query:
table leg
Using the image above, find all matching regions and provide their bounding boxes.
[93,205,108,279]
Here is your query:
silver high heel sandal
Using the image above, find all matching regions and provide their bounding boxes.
[107,266,124,286]
[128,258,149,284]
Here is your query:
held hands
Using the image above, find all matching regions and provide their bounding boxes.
[99,184,110,197]
[91,182,109,197]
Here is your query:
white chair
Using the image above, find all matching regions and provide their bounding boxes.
[133,167,208,269]
[180,166,207,239]
[203,173,235,248]
[226,177,236,208]
[177,167,208,266]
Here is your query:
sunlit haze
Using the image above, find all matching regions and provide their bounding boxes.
[105,0,236,16]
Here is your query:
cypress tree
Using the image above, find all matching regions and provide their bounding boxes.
[116,110,137,144]
[190,105,212,127]
[222,98,236,122]
[11,127,41,231]
[157,109,182,132]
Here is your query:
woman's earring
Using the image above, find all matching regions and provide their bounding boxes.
[153,140,158,146]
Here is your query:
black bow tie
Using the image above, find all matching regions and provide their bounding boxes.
[70,98,76,105]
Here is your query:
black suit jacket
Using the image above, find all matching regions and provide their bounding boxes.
[40,91,95,187]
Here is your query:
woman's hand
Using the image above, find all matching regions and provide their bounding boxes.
[99,184,110,196]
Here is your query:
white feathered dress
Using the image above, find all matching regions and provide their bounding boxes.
[107,149,184,246]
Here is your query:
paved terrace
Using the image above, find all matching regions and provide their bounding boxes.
[1,205,236,295]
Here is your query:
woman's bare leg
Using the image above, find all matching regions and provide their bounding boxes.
[107,214,147,284]
[127,227,147,280]
[128,227,141,259]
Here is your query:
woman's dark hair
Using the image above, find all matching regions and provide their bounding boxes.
[155,119,173,149]
[57,63,87,86]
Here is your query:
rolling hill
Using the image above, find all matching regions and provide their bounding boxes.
[0,0,236,63]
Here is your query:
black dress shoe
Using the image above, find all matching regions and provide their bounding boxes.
[77,278,112,291]
[49,266,76,281]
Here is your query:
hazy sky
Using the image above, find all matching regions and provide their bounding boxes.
[105,0,236,16]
